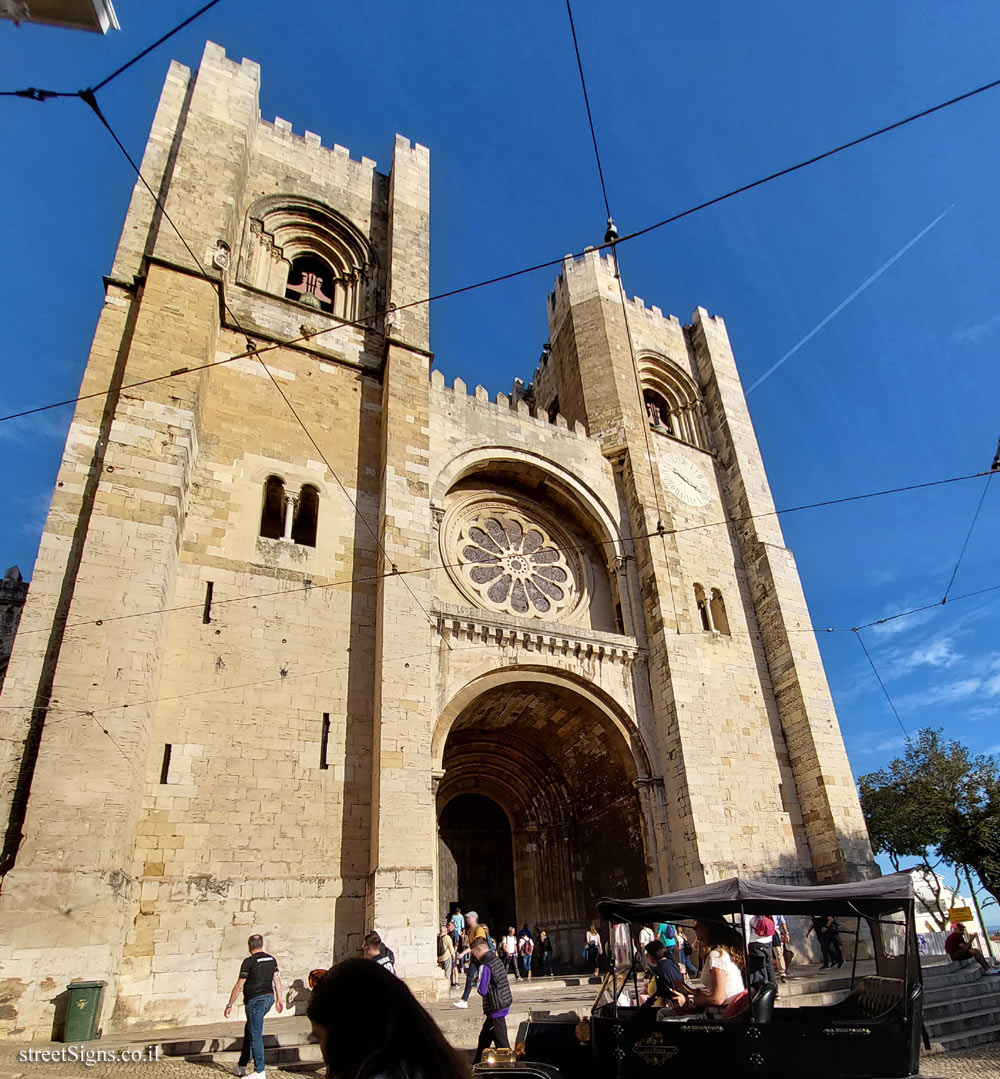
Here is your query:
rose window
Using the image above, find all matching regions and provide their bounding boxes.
[457,512,574,617]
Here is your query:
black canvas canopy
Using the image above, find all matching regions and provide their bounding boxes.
[597,871,915,922]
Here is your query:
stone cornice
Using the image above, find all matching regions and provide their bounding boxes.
[433,603,645,666]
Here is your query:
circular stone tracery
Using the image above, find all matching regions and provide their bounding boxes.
[447,502,581,620]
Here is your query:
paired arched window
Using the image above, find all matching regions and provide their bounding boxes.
[259,477,319,548]
[639,355,706,450]
[241,195,378,322]
[694,583,730,635]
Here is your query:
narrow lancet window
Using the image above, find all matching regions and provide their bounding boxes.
[710,589,730,635]
[260,476,286,539]
[694,584,711,631]
[292,484,319,547]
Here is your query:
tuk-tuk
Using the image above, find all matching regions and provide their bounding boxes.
[474,871,938,1078]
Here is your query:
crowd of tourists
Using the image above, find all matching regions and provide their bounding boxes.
[222,911,1000,1078]
[437,909,555,987]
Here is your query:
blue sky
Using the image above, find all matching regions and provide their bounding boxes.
[1,2,998,891]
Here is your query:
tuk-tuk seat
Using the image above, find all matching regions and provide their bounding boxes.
[751,983,777,1023]
[836,976,904,1020]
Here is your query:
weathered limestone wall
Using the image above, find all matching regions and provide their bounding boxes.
[690,307,873,881]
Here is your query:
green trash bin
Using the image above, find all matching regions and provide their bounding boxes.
[63,981,106,1042]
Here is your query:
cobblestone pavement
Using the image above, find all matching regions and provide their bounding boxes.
[0,1055,319,1079]
[2,1045,999,1078]
[921,1045,1000,1077]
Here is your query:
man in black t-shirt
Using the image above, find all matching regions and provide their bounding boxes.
[225,934,284,1076]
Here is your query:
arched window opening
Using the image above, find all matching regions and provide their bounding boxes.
[694,584,711,631]
[291,484,319,547]
[710,589,730,636]
[260,476,286,539]
[643,390,673,435]
[285,255,335,312]
[638,354,706,450]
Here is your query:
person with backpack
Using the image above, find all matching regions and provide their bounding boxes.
[747,914,778,987]
[471,935,513,1064]
[501,927,521,981]
[519,932,535,980]
[438,923,457,986]
[453,910,488,1008]
[362,931,396,976]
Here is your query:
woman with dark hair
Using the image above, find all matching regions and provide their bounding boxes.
[669,918,745,1017]
[307,959,470,1079]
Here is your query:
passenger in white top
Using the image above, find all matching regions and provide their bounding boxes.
[669,918,746,1016]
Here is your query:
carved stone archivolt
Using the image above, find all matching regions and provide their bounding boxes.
[442,497,586,622]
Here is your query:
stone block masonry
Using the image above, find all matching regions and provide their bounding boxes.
[0,41,874,1039]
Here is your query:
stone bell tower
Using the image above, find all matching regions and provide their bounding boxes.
[532,250,874,887]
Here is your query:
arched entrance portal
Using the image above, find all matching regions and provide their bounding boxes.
[436,679,649,965]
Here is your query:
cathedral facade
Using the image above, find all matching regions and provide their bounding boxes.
[0,42,873,1037]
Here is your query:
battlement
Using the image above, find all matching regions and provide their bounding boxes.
[429,368,588,441]
[261,116,380,173]
[546,250,683,330]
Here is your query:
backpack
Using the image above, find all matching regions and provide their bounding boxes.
[521,937,534,955]
[752,915,776,938]
[437,934,446,958]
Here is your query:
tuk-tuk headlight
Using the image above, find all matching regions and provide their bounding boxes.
[481,1047,516,1066]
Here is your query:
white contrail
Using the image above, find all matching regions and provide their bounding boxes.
[746,205,953,394]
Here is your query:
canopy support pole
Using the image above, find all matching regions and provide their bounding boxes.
[850,915,861,989]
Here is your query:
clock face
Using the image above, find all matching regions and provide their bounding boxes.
[659,452,711,508]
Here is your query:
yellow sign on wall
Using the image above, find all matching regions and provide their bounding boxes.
[949,906,974,923]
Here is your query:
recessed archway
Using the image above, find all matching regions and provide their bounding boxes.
[436,676,649,967]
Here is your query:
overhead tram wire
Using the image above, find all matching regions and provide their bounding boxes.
[941,453,997,603]
[563,0,684,632]
[854,630,910,743]
[7,71,1000,424]
[563,0,611,221]
[4,466,994,640]
[76,95,450,650]
[0,0,225,100]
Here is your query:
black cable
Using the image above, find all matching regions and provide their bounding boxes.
[6,72,1000,426]
[806,582,1000,634]
[7,466,991,639]
[90,0,225,94]
[855,629,910,742]
[617,74,1000,248]
[942,471,994,602]
[0,1,225,101]
[564,0,611,220]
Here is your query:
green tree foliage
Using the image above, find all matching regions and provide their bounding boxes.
[858,729,1000,908]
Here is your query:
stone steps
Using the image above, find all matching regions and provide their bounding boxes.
[65,956,999,1067]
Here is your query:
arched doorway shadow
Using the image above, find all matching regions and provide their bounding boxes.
[438,793,516,938]
[436,676,650,970]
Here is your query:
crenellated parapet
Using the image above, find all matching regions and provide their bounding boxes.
[428,367,589,440]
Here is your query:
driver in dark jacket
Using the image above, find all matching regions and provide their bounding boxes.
[471,937,513,1063]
